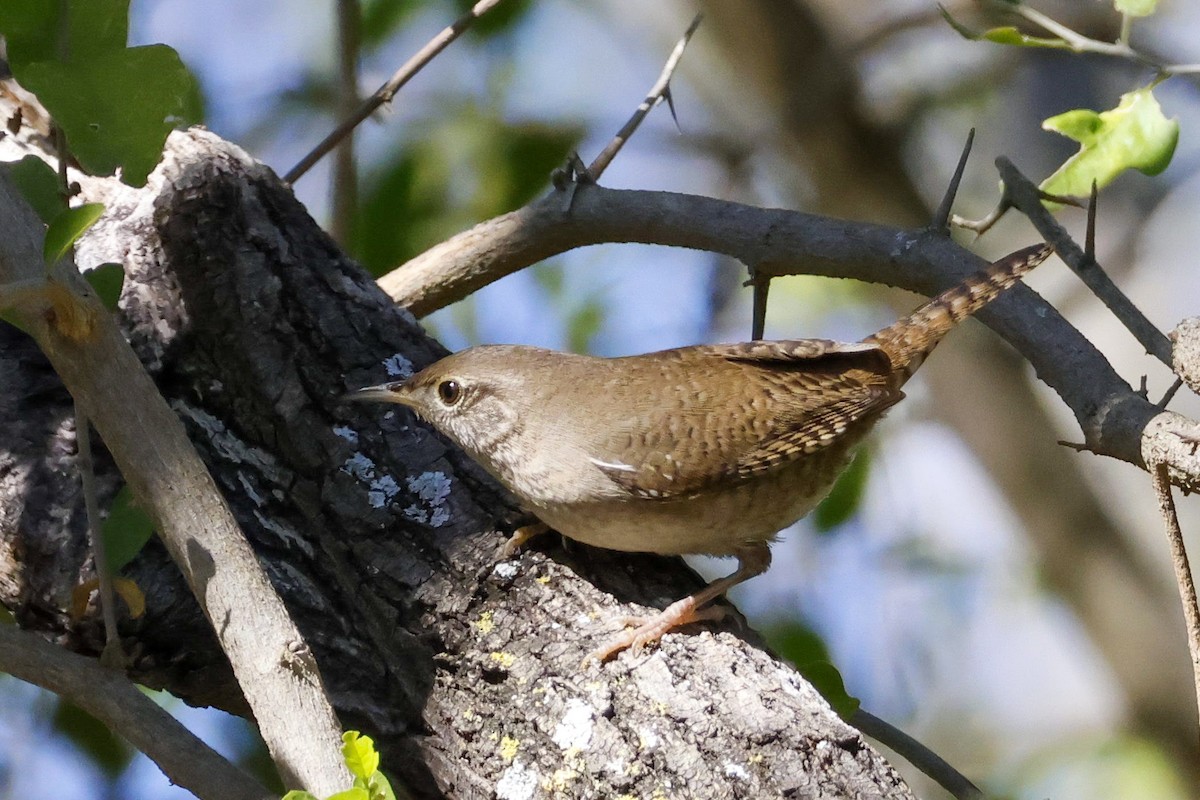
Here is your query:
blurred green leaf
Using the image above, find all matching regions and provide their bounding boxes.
[1115,0,1158,17]
[765,620,831,665]
[763,621,859,718]
[813,449,870,531]
[477,122,581,214]
[53,699,133,777]
[801,662,860,718]
[352,148,450,275]
[567,299,604,354]
[342,731,380,781]
[43,202,105,265]
[1041,87,1178,199]
[361,0,423,48]
[282,792,320,800]
[532,262,564,296]
[102,485,154,572]
[84,262,125,311]
[20,45,203,185]
[5,156,62,223]
[455,0,533,39]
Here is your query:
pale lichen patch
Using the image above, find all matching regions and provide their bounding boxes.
[724,761,751,781]
[383,353,414,377]
[496,759,538,800]
[552,698,594,751]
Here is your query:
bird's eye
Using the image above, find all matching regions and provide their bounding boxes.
[437,379,462,405]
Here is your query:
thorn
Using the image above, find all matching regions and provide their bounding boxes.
[1159,377,1184,409]
[1085,180,1098,260]
[932,128,974,234]
[663,86,681,133]
[748,267,770,341]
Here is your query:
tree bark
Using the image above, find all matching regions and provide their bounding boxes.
[0,129,913,799]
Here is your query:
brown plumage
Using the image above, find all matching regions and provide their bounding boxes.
[350,242,1053,661]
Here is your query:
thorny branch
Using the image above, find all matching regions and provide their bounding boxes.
[284,0,506,184]
[996,157,1172,366]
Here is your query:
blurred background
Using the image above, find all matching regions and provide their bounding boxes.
[3,1,1200,797]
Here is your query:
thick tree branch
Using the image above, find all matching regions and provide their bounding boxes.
[0,624,271,800]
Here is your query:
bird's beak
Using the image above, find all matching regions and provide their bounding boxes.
[343,381,412,405]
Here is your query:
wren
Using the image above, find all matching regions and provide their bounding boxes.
[350,243,1053,662]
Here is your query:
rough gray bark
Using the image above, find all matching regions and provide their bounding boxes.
[0,129,913,799]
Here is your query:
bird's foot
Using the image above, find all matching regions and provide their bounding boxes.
[583,596,728,665]
[500,521,549,559]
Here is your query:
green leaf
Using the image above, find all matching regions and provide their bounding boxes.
[361,0,421,49]
[1115,0,1158,17]
[939,7,1069,48]
[84,262,125,311]
[20,45,203,185]
[454,0,532,39]
[281,792,321,800]
[1041,87,1179,199]
[101,485,154,572]
[43,203,105,265]
[566,299,604,354]
[799,662,860,718]
[763,622,859,718]
[53,699,134,777]
[327,790,370,800]
[342,731,380,780]
[813,449,870,531]
[4,155,62,223]
[366,771,397,800]
[0,0,129,72]
[0,0,60,71]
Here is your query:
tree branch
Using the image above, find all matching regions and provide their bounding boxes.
[0,624,272,800]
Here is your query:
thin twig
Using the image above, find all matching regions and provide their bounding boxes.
[851,709,984,800]
[582,13,702,182]
[74,403,124,667]
[331,0,362,245]
[1012,3,1136,59]
[284,0,505,185]
[996,157,1172,366]
[1149,460,1200,750]
[931,128,974,234]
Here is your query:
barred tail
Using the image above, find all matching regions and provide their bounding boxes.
[864,243,1053,384]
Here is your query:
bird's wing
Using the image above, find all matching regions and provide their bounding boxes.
[593,340,901,500]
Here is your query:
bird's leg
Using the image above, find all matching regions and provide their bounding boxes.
[586,542,771,664]
[501,520,549,559]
